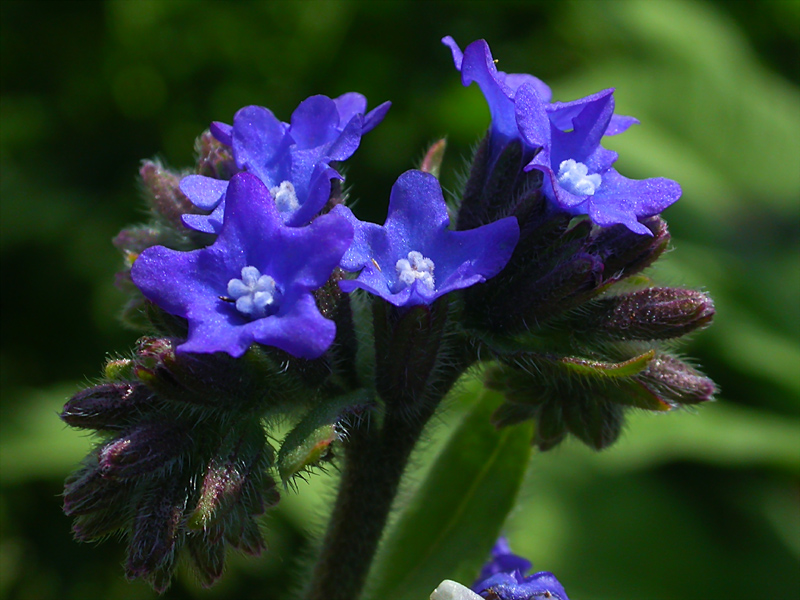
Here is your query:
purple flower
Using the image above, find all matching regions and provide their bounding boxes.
[181,93,390,234]
[472,538,570,600]
[517,85,681,235]
[443,37,675,235]
[476,537,533,582]
[442,37,635,154]
[131,172,353,359]
[332,170,519,307]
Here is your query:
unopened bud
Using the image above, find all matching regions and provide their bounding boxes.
[636,354,717,405]
[195,130,236,179]
[139,159,196,226]
[591,216,670,282]
[580,288,714,341]
[126,477,185,591]
[99,422,188,479]
[61,382,153,430]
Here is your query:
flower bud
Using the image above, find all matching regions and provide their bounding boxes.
[139,159,197,227]
[61,382,153,430]
[189,423,274,531]
[577,288,715,341]
[126,476,187,592]
[195,129,236,179]
[636,353,717,405]
[99,422,189,479]
[591,216,670,282]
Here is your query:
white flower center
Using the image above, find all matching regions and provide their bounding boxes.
[270,181,300,213]
[227,266,280,318]
[396,251,435,291]
[557,159,602,196]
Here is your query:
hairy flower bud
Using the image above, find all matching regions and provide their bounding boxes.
[60,382,153,430]
[125,475,187,592]
[99,421,189,479]
[195,129,236,179]
[139,159,197,227]
[575,288,715,341]
[590,216,670,281]
[636,353,717,405]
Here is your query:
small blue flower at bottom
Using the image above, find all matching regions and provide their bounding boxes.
[471,538,570,600]
[331,170,519,307]
[131,172,353,359]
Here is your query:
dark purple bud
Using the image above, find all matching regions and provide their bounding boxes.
[99,422,188,479]
[636,354,717,405]
[139,159,197,227]
[580,288,715,341]
[195,130,236,179]
[61,383,153,430]
[189,424,271,530]
[63,459,128,517]
[125,478,186,590]
[592,216,670,282]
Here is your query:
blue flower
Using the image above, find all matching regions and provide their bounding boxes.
[442,37,635,157]
[131,172,353,359]
[443,37,675,235]
[332,170,519,307]
[516,85,681,235]
[472,538,570,600]
[181,93,390,234]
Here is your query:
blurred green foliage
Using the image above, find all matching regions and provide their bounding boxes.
[1,1,798,599]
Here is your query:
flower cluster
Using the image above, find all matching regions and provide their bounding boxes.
[61,35,716,596]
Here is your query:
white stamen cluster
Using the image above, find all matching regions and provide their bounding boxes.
[396,251,435,291]
[270,181,300,213]
[557,159,602,196]
[227,266,280,318]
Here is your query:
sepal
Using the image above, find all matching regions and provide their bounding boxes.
[373,297,450,413]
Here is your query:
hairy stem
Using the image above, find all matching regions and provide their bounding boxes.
[304,407,432,600]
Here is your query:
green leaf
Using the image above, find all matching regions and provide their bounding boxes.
[365,387,533,599]
[560,350,656,378]
[277,389,373,483]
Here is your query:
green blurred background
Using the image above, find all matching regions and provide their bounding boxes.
[1,1,798,598]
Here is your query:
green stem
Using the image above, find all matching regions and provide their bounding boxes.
[304,407,432,600]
